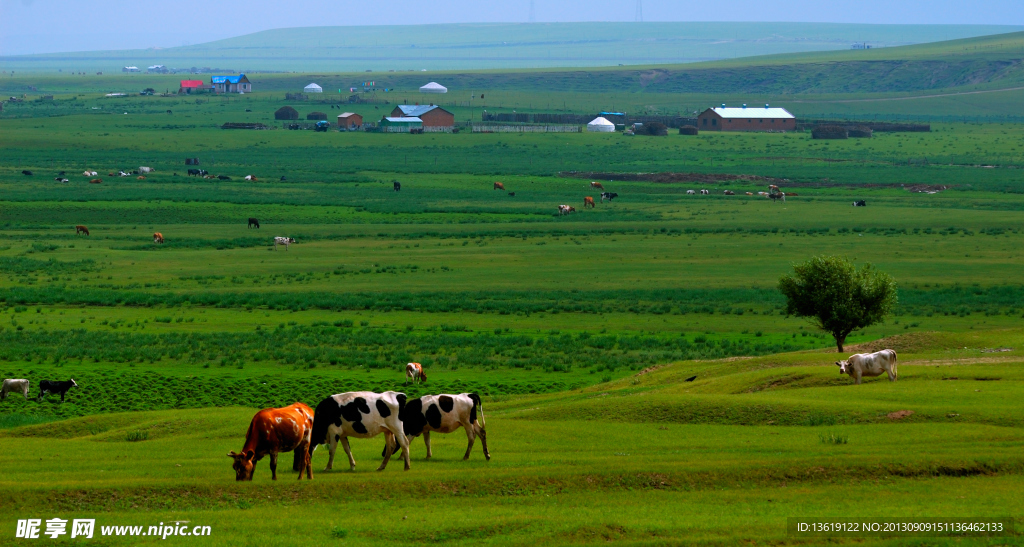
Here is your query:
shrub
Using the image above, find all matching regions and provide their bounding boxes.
[812,125,848,139]
[126,430,149,442]
[274,106,299,120]
[306,111,328,120]
[679,125,699,136]
[638,122,668,136]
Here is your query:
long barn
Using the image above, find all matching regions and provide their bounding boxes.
[697,105,795,132]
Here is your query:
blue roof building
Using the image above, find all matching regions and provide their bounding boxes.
[210,74,251,94]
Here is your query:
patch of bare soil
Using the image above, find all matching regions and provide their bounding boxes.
[887,410,915,420]
[831,332,948,354]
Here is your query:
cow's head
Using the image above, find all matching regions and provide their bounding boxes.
[419,370,427,383]
[69,379,78,388]
[835,361,850,375]
[228,450,256,481]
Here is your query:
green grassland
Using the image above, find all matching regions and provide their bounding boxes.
[1,56,1024,544]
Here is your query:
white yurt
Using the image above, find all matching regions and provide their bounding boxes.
[304,83,323,93]
[419,82,448,94]
[587,117,616,132]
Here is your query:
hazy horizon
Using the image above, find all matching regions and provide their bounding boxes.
[2,0,1023,56]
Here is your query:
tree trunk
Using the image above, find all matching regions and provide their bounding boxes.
[835,334,846,353]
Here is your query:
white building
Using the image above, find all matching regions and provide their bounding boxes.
[419,82,447,94]
[304,83,323,93]
[587,117,616,132]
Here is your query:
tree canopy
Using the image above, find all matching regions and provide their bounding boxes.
[778,255,897,352]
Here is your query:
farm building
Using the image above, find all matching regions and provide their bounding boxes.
[390,104,454,128]
[275,106,299,120]
[211,74,252,94]
[587,117,616,132]
[178,80,206,94]
[419,82,448,94]
[697,105,795,132]
[304,83,323,93]
[337,112,363,130]
[380,117,423,132]
[122,66,140,73]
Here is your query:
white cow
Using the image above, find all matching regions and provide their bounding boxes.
[308,391,411,471]
[699,189,710,195]
[836,349,898,385]
[383,393,490,461]
[686,189,696,195]
[1,379,30,400]
[138,166,154,174]
[274,237,295,250]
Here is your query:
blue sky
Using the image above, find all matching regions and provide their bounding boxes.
[1,0,1022,55]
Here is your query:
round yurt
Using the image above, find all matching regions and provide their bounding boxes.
[587,117,616,133]
[419,82,448,94]
[304,83,323,93]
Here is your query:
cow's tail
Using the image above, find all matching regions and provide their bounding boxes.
[891,349,898,380]
[469,393,485,429]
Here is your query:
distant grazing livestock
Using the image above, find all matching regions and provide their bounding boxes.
[508,192,515,197]
[1,379,30,401]
[274,237,295,250]
[187,169,201,177]
[229,402,314,481]
[153,232,164,244]
[136,176,146,180]
[394,181,401,191]
[600,192,618,202]
[83,171,98,177]
[590,181,605,190]
[218,175,231,180]
[118,171,130,177]
[406,363,427,385]
[853,200,866,207]
[493,182,505,190]
[723,190,735,195]
[89,179,102,184]
[139,166,153,174]
[699,189,709,195]
[244,175,258,181]
[204,175,217,179]
[768,192,785,203]
[248,218,260,229]
[558,205,576,215]
[21,170,32,176]
[686,190,696,195]
[57,171,66,177]
[785,192,798,197]
[383,393,490,461]
[38,379,77,403]
[836,349,897,385]
[55,177,69,183]
[280,176,287,181]
[745,192,754,196]
[75,225,89,236]
[308,391,411,471]
[584,196,595,208]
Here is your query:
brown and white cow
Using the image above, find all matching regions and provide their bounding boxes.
[406,362,427,384]
[558,205,576,215]
[493,182,505,190]
[383,393,490,461]
[153,232,164,244]
[228,402,314,481]
[836,349,898,385]
[590,181,604,190]
[75,225,90,236]
[583,196,595,208]
[309,391,411,471]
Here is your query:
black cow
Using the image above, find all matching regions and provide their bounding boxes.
[187,169,207,177]
[248,218,260,229]
[853,200,866,207]
[219,175,231,180]
[508,192,516,197]
[38,379,78,402]
[280,176,287,181]
[394,181,401,191]
[21,170,32,176]
[600,192,618,203]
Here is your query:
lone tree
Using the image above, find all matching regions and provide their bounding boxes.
[778,256,897,352]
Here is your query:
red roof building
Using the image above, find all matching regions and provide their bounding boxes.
[179,80,206,94]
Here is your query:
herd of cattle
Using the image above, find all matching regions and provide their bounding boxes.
[1,378,77,402]
[229,363,489,481]
[70,217,298,250]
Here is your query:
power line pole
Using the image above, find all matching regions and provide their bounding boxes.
[529,0,536,22]
[635,0,643,22]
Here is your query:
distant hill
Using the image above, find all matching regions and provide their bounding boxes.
[2,22,1022,73]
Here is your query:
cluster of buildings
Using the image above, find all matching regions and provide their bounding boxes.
[178,74,252,94]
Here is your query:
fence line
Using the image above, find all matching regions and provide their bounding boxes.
[472,125,581,133]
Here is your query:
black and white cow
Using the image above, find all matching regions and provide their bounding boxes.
[187,169,207,177]
[394,181,401,191]
[38,379,78,402]
[2,379,30,400]
[383,393,490,461]
[309,391,411,471]
[600,192,618,203]
[853,200,866,207]
[274,237,295,250]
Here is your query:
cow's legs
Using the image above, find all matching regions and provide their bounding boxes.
[340,437,356,470]
[887,367,897,382]
[479,426,491,460]
[60,391,66,403]
[325,435,338,470]
[269,452,279,480]
[463,426,477,460]
[854,372,863,385]
[381,422,411,471]
[423,431,432,459]
[378,434,396,471]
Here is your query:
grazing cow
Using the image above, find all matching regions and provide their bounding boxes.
[54,177,69,182]
[768,192,785,203]
[558,205,576,215]
[21,170,32,176]
[836,349,898,385]
[723,190,735,195]
[218,175,231,180]
[153,232,164,244]
[406,363,427,385]
[686,190,696,195]
[590,181,605,190]
[57,171,66,177]
[280,176,287,181]
[493,182,505,190]
[244,175,258,181]
[204,175,217,179]
[1,379,30,401]
[75,225,90,236]
[136,176,146,180]
[118,171,130,177]
[308,391,411,471]
[853,200,866,207]
[187,169,201,177]
[745,192,754,195]
[38,379,77,402]
[229,402,314,481]
[139,166,153,174]
[274,237,296,250]
[600,192,618,203]
[89,179,102,184]
[584,196,595,208]
[394,181,401,191]
[508,192,516,197]
[700,189,709,195]
[83,171,98,177]
[248,218,260,229]
[382,393,490,461]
